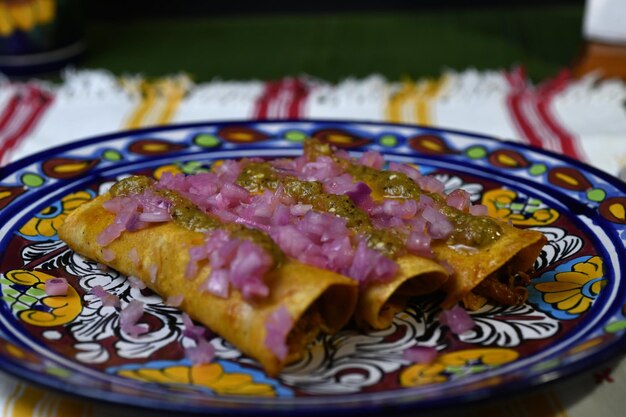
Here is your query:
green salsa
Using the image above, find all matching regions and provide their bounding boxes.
[284,138,504,248]
[110,175,284,263]
[236,162,281,193]
[237,162,405,257]
[345,163,502,247]
[439,205,502,247]
[111,176,221,231]
[347,164,421,200]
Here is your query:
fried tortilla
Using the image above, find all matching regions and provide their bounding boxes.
[59,138,548,376]
[434,222,547,309]
[59,193,359,376]
[355,255,448,329]
[300,138,546,313]
[235,161,451,330]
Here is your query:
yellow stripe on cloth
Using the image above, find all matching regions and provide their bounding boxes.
[415,77,445,125]
[7,384,45,417]
[124,80,157,129]
[386,76,447,125]
[154,77,188,125]
[2,381,24,417]
[3,380,93,417]
[123,76,189,129]
[386,80,415,124]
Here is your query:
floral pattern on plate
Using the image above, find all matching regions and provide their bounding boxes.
[0,121,624,414]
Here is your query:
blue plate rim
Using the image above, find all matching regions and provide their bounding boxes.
[0,119,624,415]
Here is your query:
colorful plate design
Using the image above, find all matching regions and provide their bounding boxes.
[0,121,625,415]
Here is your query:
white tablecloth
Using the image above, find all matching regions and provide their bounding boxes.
[1,68,625,417]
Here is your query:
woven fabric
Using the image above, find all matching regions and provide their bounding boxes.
[3,68,626,177]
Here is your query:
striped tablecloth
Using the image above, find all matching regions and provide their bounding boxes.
[0,68,625,417]
[3,68,626,177]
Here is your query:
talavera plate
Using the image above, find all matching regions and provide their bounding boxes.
[0,120,625,415]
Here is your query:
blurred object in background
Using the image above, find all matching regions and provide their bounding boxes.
[0,0,84,77]
[575,0,626,79]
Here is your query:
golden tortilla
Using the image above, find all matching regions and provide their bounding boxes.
[59,194,358,376]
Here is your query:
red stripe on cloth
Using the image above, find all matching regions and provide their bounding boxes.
[253,81,279,119]
[505,66,527,90]
[0,94,20,132]
[505,68,587,161]
[0,85,53,166]
[253,78,310,119]
[285,78,310,118]
[504,69,545,149]
[536,71,587,161]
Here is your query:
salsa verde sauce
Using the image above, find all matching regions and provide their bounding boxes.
[110,175,284,264]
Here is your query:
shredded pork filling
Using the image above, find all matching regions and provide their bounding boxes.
[473,265,531,306]
[377,295,410,326]
[285,306,323,363]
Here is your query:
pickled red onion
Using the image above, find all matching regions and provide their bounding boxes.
[45,277,68,296]
[438,305,475,334]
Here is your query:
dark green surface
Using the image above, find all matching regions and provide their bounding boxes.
[80,5,584,83]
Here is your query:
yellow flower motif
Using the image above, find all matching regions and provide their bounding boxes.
[482,189,559,226]
[567,336,605,356]
[4,269,82,327]
[211,159,227,172]
[400,348,518,388]
[0,340,43,369]
[0,0,55,36]
[535,256,605,316]
[400,362,448,386]
[117,363,277,396]
[438,348,519,367]
[19,190,93,239]
[153,164,183,180]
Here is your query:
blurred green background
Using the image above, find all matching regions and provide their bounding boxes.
[81,1,585,82]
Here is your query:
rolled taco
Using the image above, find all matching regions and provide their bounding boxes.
[59,137,547,377]
[355,255,449,329]
[59,191,358,376]
[234,159,450,329]
[301,138,547,311]
[434,222,547,309]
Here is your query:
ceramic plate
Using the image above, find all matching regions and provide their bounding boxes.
[0,121,625,415]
